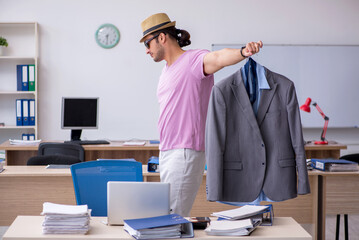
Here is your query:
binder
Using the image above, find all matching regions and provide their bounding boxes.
[16,65,22,91]
[22,134,29,140]
[16,99,23,126]
[28,64,35,91]
[311,158,358,172]
[29,99,35,125]
[28,134,35,140]
[22,99,29,125]
[16,65,28,91]
[124,214,194,239]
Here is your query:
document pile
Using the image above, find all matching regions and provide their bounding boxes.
[9,139,41,145]
[124,214,194,239]
[211,205,270,220]
[204,218,261,236]
[41,202,91,234]
[205,205,271,236]
[0,158,4,173]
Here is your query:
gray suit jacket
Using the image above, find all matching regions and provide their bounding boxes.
[205,67,310,202]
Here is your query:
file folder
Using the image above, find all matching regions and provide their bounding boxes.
[22,99,29,125]
[29,99,35,125]
[28,65,35,91]
[16,99,23,126]
[22,134,29,140]
[16,65,28,91]
[311,158,358,171]
[28,133,35,140]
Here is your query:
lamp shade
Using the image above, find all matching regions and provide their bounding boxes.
[300,98,312,113]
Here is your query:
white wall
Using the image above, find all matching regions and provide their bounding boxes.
[1,0,359,155]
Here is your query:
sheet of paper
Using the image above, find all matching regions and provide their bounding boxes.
[123,141,146,146]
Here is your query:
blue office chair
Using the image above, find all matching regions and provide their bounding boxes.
[70,160,143,216]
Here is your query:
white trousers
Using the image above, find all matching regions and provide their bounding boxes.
[159,149,206,217]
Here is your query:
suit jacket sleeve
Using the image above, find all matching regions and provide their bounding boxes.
[286,83,311,195]
[205,85,227,201]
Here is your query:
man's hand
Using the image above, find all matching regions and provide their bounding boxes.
[242,41,263,57]
[203,41,263,75]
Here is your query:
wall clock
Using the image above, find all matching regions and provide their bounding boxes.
[95,23,120,49]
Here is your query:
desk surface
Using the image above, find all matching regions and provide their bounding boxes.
[3,216,311,240]
[0,165,157,177]
[3,165,356,178]
[0,140,159,151]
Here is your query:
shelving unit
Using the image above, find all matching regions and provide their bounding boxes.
[0,22,38,140]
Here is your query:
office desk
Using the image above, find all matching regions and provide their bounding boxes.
[0,140,346,165]
[0,166,316,225]
[316,171,359,240]
[0,140,160,165]
[3,216,312,240]
[304,141,347,159]
[1,166,357,240]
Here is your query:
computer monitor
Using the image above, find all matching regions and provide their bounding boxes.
[61,97,99,141]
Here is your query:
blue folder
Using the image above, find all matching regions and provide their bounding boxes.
[29,99,35,126]
[16,65,28,91]
[22,99,29,126]
[16,99,23,126]
[311,158,358,171]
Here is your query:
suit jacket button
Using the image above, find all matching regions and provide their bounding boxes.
[262,162,265,165]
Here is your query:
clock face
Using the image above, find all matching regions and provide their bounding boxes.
[95,24,120,49]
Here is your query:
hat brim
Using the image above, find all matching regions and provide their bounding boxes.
[139,21,176,43]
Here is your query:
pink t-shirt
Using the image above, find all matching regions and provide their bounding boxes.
[157,49,214,151]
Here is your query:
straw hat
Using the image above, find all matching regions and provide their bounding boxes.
[140,13,176,42]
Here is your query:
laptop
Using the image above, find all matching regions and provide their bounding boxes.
[107,181,170,225]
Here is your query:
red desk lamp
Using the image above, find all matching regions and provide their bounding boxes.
[300,97,329,145]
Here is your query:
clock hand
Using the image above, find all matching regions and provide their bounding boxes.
[106,34,109,44]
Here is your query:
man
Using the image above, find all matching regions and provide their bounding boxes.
[140,13,262,217]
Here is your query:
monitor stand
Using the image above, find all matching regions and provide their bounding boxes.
[71,129,82,141]
[65,129,110,145]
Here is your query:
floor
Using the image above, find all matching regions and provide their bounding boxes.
[0,215,358,239]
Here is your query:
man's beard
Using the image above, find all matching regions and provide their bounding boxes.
[153,44,165,62]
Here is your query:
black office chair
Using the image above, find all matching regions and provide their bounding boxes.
[335,154,359,240]
[27,142,85,166]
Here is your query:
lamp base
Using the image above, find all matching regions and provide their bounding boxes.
[314,140,328,145]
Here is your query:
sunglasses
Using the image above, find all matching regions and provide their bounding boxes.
[144,34,160,49]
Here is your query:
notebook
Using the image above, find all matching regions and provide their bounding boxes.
[107,181,170,225]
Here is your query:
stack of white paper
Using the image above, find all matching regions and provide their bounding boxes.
[204,218,261,236]
[123,141,146,146]
[9,139,41,145]
[41,202,91,234]
[212,205,269,220]
[0,159,4,173]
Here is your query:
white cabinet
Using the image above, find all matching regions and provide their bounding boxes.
[0,22,38,140]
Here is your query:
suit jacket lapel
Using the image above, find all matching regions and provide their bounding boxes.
[257,68,278,127]
[230,70,262,139]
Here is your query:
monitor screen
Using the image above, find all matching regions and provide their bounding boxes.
[61,97,99,141]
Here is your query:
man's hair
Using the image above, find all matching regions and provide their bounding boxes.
[153,26,191,47]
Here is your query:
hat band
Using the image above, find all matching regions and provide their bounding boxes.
[143,21,171,35]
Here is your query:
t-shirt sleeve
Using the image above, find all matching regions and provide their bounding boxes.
[189,49,210,80]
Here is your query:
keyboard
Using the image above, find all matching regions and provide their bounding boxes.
[65,140,110,145]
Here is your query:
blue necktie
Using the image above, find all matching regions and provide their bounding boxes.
[244,58,257,104]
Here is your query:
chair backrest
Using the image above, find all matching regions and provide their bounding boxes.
[339,154,359,163]
[70,160,143,216]
[38,142,85,161]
